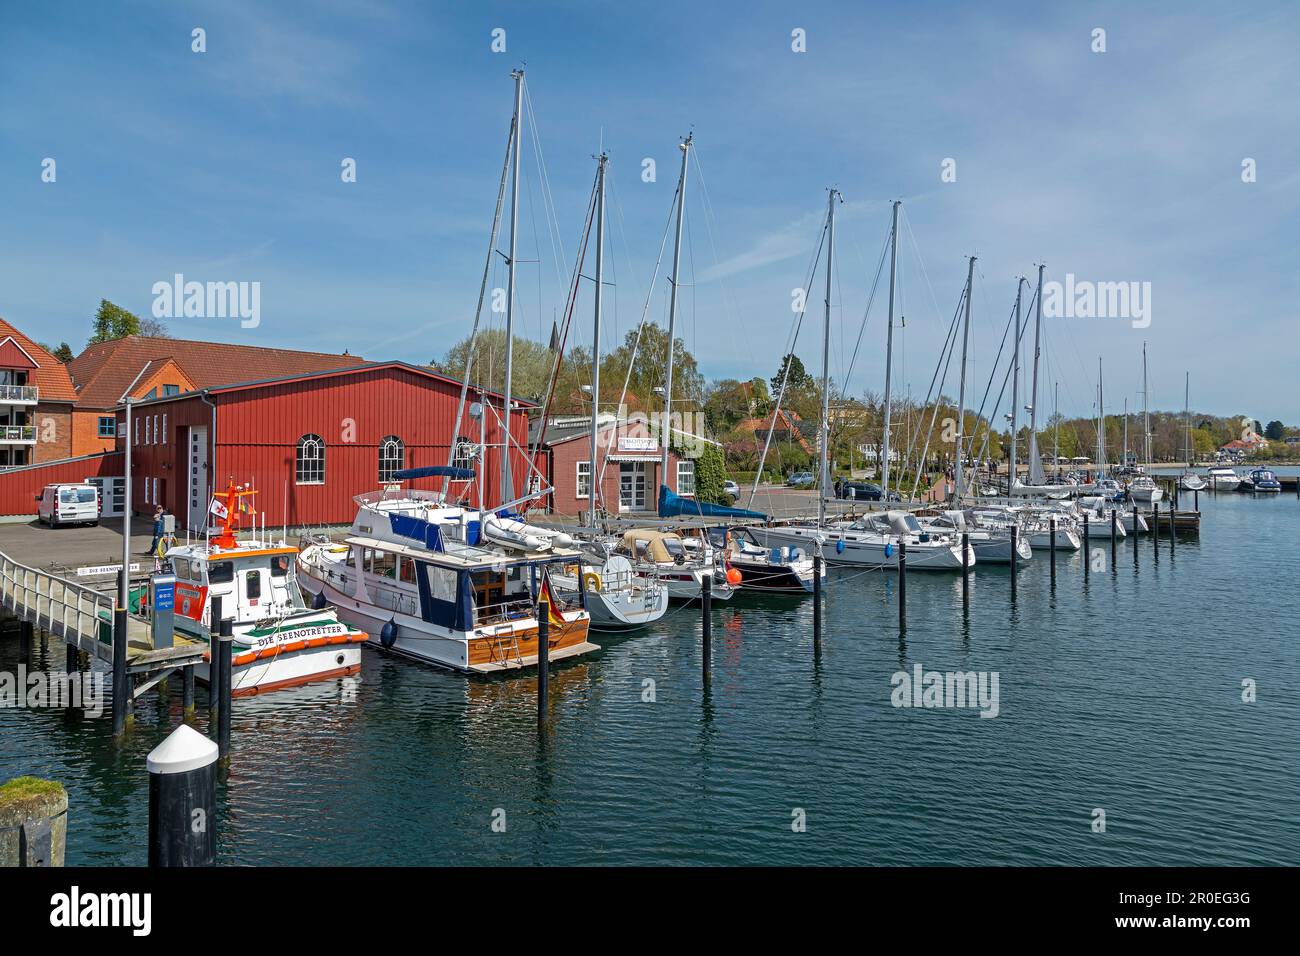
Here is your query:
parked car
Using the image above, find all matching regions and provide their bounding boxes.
[722,479,741,498]
[785,472,815,488]
[36,483,101,527]
[835,480,883,500]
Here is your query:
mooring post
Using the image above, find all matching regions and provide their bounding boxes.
[1110,510,1117,565]
[961,532,970,606]
[112,569,129,736]
[1194,487,1200,512]
[1049,518,1057,584]
[1152,506,1159,559]
[701,574,712,680]
[0,776,68,867]
[537,596,549,729]
[18,619,33,665]
[217,618,233,760]
[1009,525,1018,599]
[897,539,907,630]
[1169,501,1176,555]
[182,664,195,716]
[812,553,822,646]
[1082,513,1090,580]
[147,724,217,867]
[208,594,222,732]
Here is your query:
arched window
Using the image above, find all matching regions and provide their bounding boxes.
[296,434,325,484]
[379,435,404,483]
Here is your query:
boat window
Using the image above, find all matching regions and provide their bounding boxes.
[632,538,651,560]
[902,515,923,533]
[661,538,685,558]
[398,557,417,584]
[172,557,191,580]
[246,570,262,600]
[207,561,233,584]
[270,554,290,578]
[369,549,398,578]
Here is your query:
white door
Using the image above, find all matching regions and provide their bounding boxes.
[187,426,208,530]
[86,476,125,517]
[619,462,649,512]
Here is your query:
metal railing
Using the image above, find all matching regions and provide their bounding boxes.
[0,550,115,647]
[0,384,38,403]
[0,425,36,442]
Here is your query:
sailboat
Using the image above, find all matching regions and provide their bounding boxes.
[1008,266,1066,498]
[1178,372,1206,490]
[1127,344,1164,503]
[754,196,971,570]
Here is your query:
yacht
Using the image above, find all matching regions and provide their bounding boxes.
[755,511,972,571]
[1126,473,1164,504]
[550,545,669,631]
[1244,467,1281,493]
[709,526,824,593]
[917,510,1032,564]
[613,528,738,602]
[1205,466,1241,492]
[296,468,597,673]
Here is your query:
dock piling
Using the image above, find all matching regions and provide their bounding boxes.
[702,574,712,680]
[1009,526,1018,600]
[18,619,32,665]
[812,553,822,646]
[961,532,970,606]
[208,595,222,731]
[147,724,217,867]
[112,570,129,737]
[897,540,907,630]
[182,664,195,715]
[537,597,549,730]
[0,776,67,867]
[1152,506,1159,561]
[1110,511,1117,565]
[1169,501,1176,556]
[1082,514,1090,580]
[1049,518,1056,584]
[217,619,233,759]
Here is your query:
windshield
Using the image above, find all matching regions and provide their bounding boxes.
[59,488,96,504]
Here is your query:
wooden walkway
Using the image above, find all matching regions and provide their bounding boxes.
[0,549,205,673]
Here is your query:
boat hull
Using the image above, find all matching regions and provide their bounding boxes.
[752,526,972,570]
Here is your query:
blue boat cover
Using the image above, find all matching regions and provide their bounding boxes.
[391,466,476,481]
[657,484,767,520]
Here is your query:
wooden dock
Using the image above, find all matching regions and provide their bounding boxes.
[0,549,206,675]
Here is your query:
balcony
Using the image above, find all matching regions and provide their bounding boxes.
[0,425,37,444]
[0,385,38,405]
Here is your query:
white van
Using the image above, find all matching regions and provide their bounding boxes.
[36,483,101,527]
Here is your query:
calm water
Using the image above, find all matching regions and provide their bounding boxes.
[3,482,1298,866]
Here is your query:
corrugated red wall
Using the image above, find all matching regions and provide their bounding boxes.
[0,452,123,515]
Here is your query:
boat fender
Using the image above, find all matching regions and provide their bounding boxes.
[725,567,743,587]
[884,542,894,558]
[835,539,845,554]
[674,553,685,566]
[312,590,327,610]
[380,618,398,649]
[582,571,602,593]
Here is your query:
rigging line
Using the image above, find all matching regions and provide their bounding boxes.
[899,281,964,477]
[442,114,516,496]
[974,283,1039,467]
[747,213,829,510]
[905,283,966,500]
[522,81,570,296]
[690,147,754,369]
[594,173,680,493]
[901,207,948,329]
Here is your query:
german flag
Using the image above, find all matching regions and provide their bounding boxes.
[539,571,566,628]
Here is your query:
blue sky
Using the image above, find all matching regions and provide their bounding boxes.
[2,1,1297,421]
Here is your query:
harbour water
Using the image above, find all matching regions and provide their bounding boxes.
[3,484,1297,866]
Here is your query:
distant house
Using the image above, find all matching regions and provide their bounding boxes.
[1220,432,1269,455]
[0,317,79,468]
[733,408,812,454]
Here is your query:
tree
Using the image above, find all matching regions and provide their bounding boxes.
[432,329,557,404]
[89,299,142,344]
[691,442,728,504]
[139,317,171,337]
[703,378,765,433]
[601,325,704,415]
[1264,420,1285,441]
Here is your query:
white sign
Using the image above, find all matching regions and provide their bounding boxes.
[75,563,141,577]
[617,436,658,452]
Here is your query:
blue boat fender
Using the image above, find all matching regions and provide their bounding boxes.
[312,589,327,610]
[884,542,894,558]
[835,539,845,554]
[380,618,398,649]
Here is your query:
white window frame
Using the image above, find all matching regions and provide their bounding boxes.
[378,435,404,483]
[134,415,139,445]
[162,413,167,444]
[677,459,695,497]
[575,460,591,499]
[296,434,326,485]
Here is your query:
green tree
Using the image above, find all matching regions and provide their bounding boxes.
[432,329,557,404]
[89,299,142,344]
[692,442,728,504]
[1264,420,1285,441]
[601,325,704,414]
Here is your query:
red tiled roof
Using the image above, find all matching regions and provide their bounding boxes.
[0,317,78,402]
[67,335,361,408]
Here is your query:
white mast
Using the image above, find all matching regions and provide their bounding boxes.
[880,200,901,497]
[954,255,975,499]
[819,189,840,527]
[659,134,692,495]
[1026,263,1045,483]
[588,153,608,527]
[1097,357,1105,470]
[1009,278,1023,487]
[1184,371,1192,466]
[499,68,525,506]
[1142,342,1151,467]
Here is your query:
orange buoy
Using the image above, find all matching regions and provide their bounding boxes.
[725,567,743,587]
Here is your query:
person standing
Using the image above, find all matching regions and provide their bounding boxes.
[146,505,164,555]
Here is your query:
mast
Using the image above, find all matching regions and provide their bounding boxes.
[954,255,975,499]
[1184,371,1192,466]
[588,153,608,527]
[1123,398,1129,466]
[1026,263,1045,482]
[1009,277,1023,488]
[1053,381,1060,472]
[881,200,901,497]
[499,68,525,506]
[1142,342,1150,466]
[660,134,692,492]
[1097,357,1105,470]
[819,189,840,527]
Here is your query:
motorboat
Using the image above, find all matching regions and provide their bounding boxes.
[296,468,598,673]
[1205,466,1241,492]
[1179,472,1207,491]
[1244,468,1281,493]
[1126,473,1164,504]
[167,481,367,696]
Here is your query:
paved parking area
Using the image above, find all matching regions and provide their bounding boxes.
[0,517,159,577]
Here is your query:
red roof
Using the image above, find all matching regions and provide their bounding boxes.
[0,317,78,402]
[67,335,361,408]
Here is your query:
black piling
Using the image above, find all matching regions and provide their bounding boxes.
[961,532,970,607]
[1169,501,1176,556]
[217,618,233,759]
[812,554,822,646]
[112,570,129,737]
[18,619,33,665]
[65,640,78,677]
[182,664,195,715]
[147,724,217,866]
[1110,510,1117,566]
[1194,487,1200,512]
[897,540,907,630]
[537,598,549,729]
[1009,525,1018,600]
[207,594,222,731]
[701,574,712,680]
[1049,518,1057,584]
[1082,513,1090,580]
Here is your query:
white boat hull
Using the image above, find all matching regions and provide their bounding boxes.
[753,526,972,570]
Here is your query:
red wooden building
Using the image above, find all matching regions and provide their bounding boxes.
[117,361,535,529]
